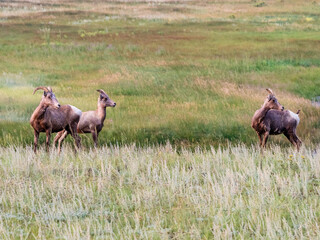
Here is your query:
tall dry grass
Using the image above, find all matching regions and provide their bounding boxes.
[0,144,320,238]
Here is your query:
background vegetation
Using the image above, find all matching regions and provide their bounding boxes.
[1,0,320,148]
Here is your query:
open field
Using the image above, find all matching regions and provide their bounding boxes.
[0,0,320,147]
[1,145,320,239]
[1,0,320,238]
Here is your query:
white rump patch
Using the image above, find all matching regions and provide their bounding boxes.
[289,110,300,125]
[69,105,82,116]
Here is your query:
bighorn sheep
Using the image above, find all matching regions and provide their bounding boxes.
[30,86,82,153]
[54,89,116,149]
[251,88,302,150]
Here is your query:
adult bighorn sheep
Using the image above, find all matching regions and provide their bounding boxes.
[30,86,82,153]
[251,88,302,150]
[54,89,116,149]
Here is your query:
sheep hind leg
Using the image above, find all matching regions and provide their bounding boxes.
[284,132,298,150]
[57,131,68,154]
[54,131,65,147]
[69,123,81,151]
[293,134,302,151]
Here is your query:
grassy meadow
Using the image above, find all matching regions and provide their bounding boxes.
[0,0,320,147]
[1,0,320,238]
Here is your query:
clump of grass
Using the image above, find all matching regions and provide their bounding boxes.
[78,29,108,38]
[155,46,166,56]
[254,2,267,7]
[125,43,140,53]
[39,27,51,45]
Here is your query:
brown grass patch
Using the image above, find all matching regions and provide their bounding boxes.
[96,72,122,84]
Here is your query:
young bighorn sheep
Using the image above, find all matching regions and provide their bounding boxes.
[54,89,116,149]
[251,88,302,150]
[30,86,82,153]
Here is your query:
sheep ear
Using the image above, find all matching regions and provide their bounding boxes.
[97,89,108,98]
[44,91,47,96]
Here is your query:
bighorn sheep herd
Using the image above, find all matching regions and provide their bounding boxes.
[30,87,115,153]
[30,86,302,153]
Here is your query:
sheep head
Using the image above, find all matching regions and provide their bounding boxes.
[33,86,60,109]
[97,89,116,108]
[263,88,284,111]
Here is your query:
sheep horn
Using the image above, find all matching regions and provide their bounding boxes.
[33,86,49,95]
[96,89,108,97]
[266,88,274,96]
[47,86,52,92]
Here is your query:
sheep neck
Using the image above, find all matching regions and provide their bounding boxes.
[30,102,48,123]
[253,107,270,125]
[97,103,107,123]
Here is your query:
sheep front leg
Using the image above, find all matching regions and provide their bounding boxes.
[91,129,98,148]
[262,132,269,148]
[33,130,39,153]
[45,129,52,152]
[256,132,263,146]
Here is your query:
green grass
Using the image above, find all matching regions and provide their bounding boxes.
[1,1,320,148]
[0,144,319,238]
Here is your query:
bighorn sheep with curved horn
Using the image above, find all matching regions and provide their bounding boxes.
[54,89,116,149]
[30,86,82,153]
[251,88,302,150]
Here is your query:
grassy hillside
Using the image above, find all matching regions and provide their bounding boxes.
[0,0,320,147]
[0,144,320,238]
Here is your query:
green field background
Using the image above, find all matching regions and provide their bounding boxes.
[0,0,320,148]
